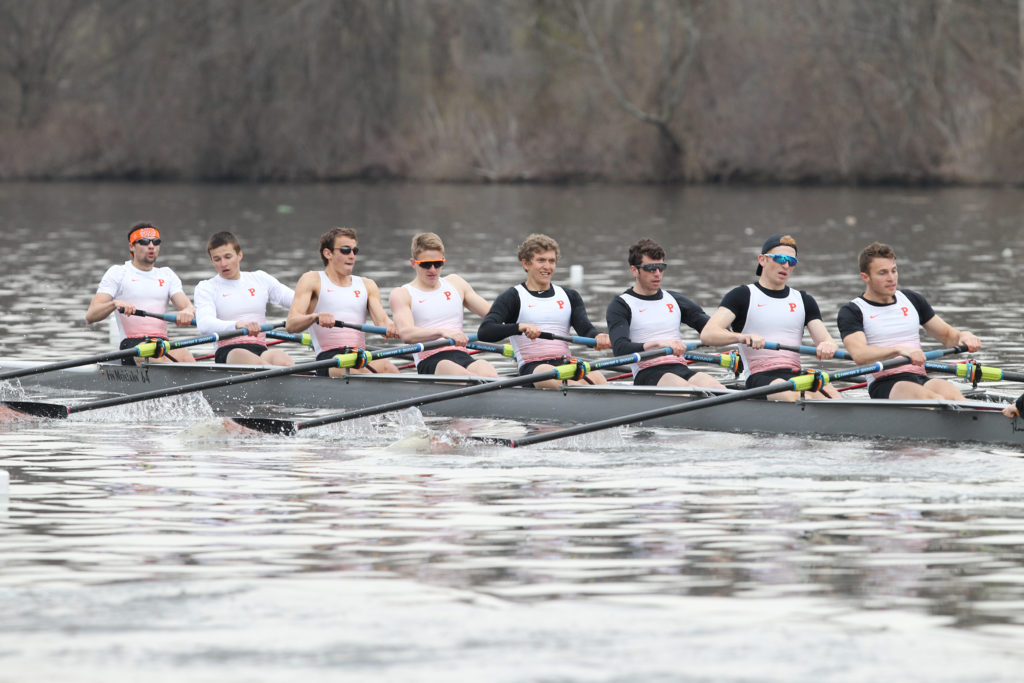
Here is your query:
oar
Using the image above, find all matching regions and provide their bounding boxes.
[230,344,700,435]
[485,345,969,448]
[127,309,311,347]
[331,320,513,358]
[0,322,286,382]
[537,331,599,346]
[0,337,468,419]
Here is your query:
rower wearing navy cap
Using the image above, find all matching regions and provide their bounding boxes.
[701,233,840,400]
[837,241,981,400]
[606,238,724,388]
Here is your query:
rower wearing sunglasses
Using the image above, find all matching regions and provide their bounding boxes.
[606,238,724,389]
[285,227,400,376]
[701,233,840,400]
[195,231,295,366]
[85,222,197,364]
[477,233,612,389]
[389,232,498,377]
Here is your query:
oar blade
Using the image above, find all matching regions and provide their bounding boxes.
[0,401,71,419]
[229,417,299,435]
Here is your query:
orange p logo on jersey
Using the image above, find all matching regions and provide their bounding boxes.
[901,307,909,317]
[789,303,797,312]
[557,300,565,309]
[354,290,361,298]
[158,279,165,287]
[248,288,256,297]
[444,291,452,301]
[666,303,675,314]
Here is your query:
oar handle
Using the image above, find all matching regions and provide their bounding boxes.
[762,341,853,360]
[333,320,479,344]
[537,331,597,347]
[125,308,196,325]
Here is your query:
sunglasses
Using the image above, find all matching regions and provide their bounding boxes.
[415,259,446,270]
[636,262,667,273]
[333,246,359,255]
[763,254,798,267]
[134,238,161,246]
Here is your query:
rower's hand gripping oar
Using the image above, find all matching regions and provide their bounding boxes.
[764,341,1012,388]
[127,309,312,346]
[230,344,700,436]
[487,345,969,448]
[0,336,473,419]
[0,321,287,382]
[331,320,514,358]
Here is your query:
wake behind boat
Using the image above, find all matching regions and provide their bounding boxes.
[1,359,1020,447]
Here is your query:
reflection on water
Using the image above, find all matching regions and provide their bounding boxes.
[2,183,1024,680]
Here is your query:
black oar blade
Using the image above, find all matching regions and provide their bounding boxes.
[229,417,299,435]
[0,401,71,419]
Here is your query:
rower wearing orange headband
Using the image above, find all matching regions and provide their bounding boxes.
[86,222,196,364]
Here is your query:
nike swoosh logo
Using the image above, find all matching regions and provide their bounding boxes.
[222,294,230,297]
[418,300,425,304]
[869,314,881,319]
[326,289,335,293]
[527,304,536,308]
[757,303,768,307]
[130,279,137,282]
[638,308,647,313]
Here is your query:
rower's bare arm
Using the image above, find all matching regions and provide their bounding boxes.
[390,286,442,343]
[923,315,980,352]
[451,274,491,318]
[842,331,923,365]
[170,292,195,326]
[85,293,117,323]
[285,272,322,333]
[700,307,756,347]
[364,278,398,338]
[807,319,838,360]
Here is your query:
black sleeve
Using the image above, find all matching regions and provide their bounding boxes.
[836,302,864,340]
[566,288,601,338]
[606,296,645,355]
[901,289,935,325]
[800,290,823,326]
[668,291,711,333]
[717,286,750,331]
[477,287,522,341]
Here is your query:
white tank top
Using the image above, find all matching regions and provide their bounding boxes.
[617,290,690,375]
[851,291,926,384]
[510,284,572,367]
[737,284,804,378]
[403,277,469,364]
[310,273,368,354]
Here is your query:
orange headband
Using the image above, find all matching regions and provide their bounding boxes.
[129,227,160,243]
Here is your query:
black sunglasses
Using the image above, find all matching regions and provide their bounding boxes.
[415,260,446,270]
[134,238,162,246]
[333,246,359,255]
[637,262,666,273]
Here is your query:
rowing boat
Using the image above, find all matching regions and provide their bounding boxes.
[1,359,1021,447]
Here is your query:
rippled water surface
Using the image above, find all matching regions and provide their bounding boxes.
[2,183,1024,681]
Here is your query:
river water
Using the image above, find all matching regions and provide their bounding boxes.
[1,182,1024,681]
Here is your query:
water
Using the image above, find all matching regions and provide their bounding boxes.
[2,183,1024,681]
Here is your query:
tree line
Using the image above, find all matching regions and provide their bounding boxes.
[1,0,1022,184]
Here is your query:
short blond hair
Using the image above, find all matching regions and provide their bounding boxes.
[411,232,445,258]
[517,234,560,263]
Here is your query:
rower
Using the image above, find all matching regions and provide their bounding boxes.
[836,241,981,400]
[85,222,197,365]
[388,232,498,377]
[285,226,400,377]
[195,231,296,366]
[476,233,611,389]
[605,238,724,389]
[701,233,840,401]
